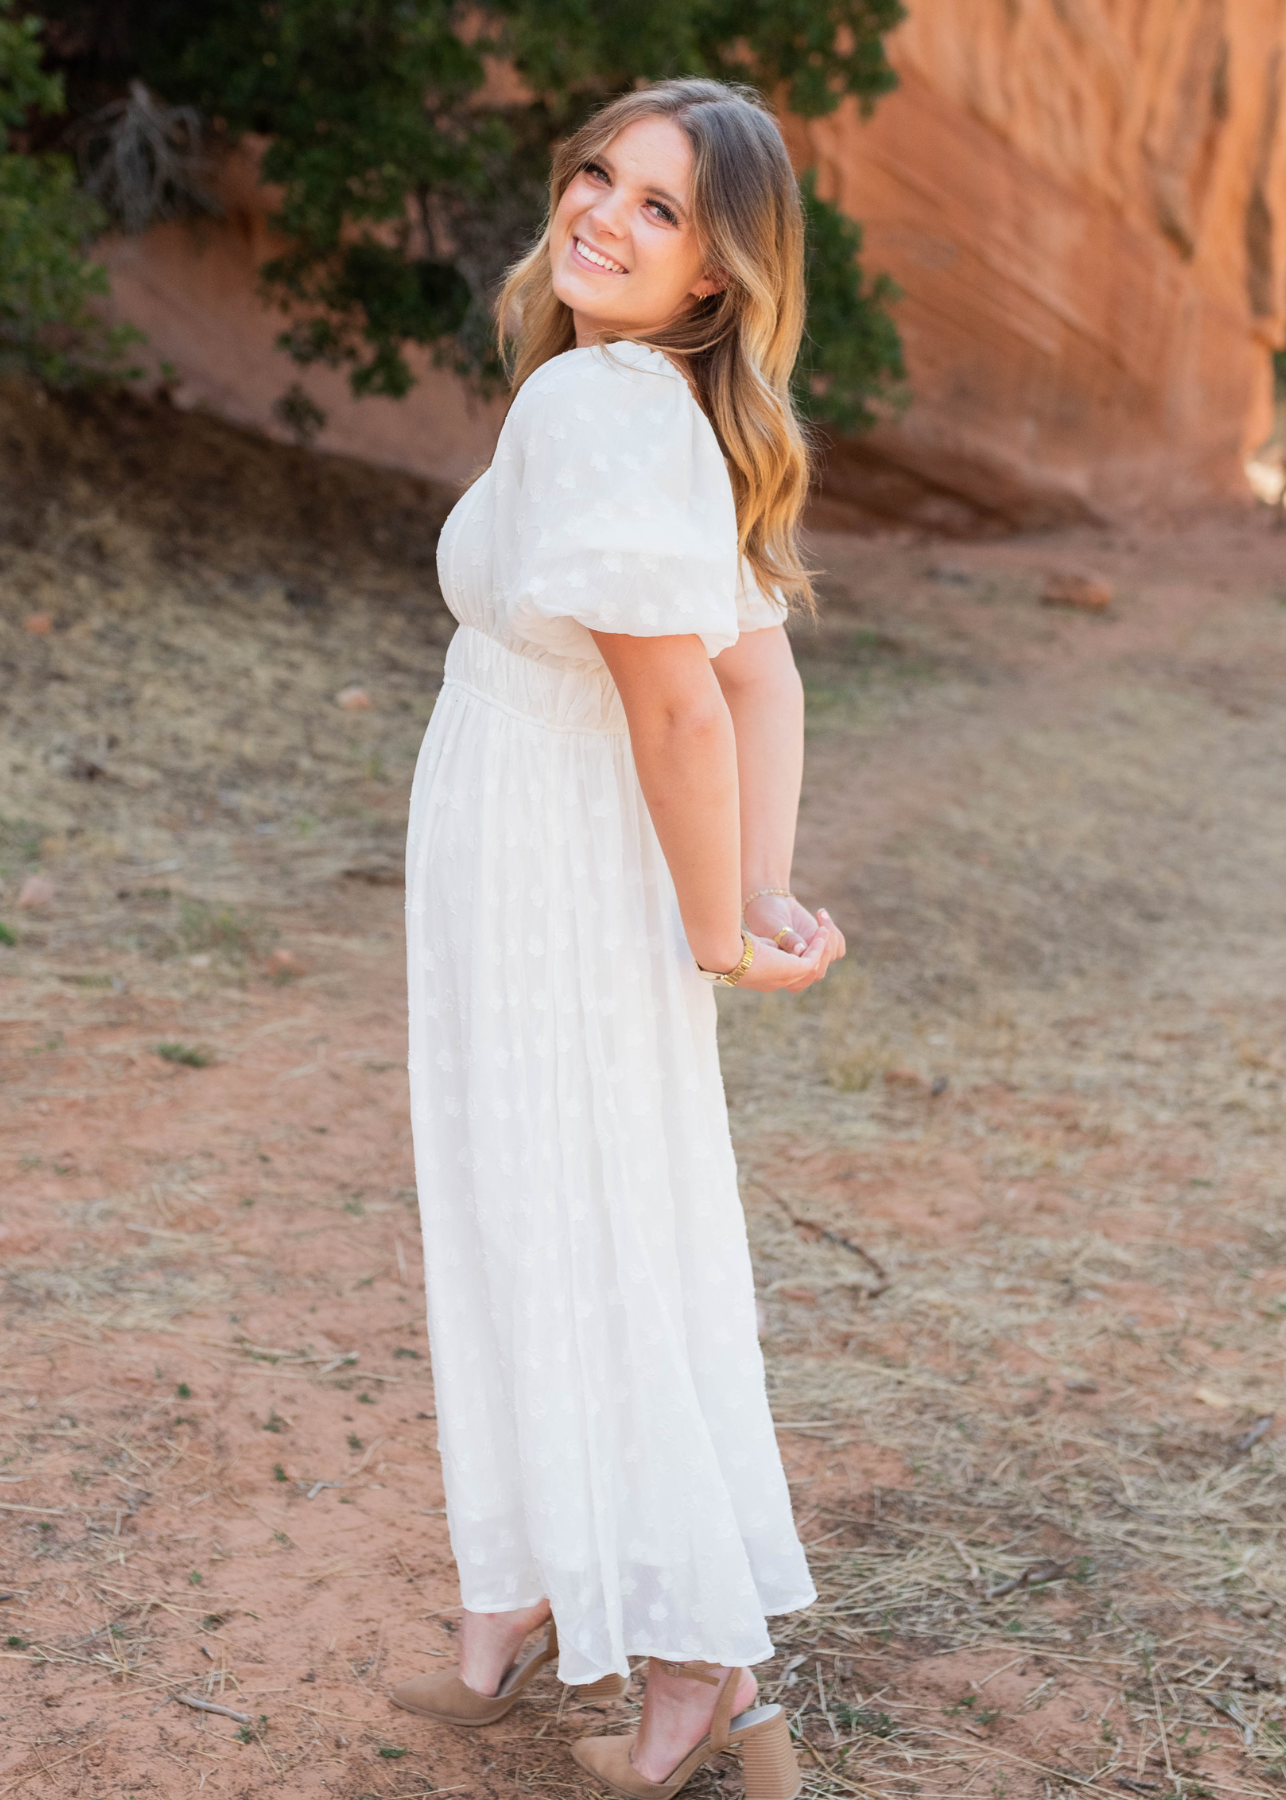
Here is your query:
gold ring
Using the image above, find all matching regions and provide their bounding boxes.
[773,927,794,947]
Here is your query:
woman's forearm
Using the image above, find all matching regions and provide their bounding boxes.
[712,624,804,896]
[591,631,745,974]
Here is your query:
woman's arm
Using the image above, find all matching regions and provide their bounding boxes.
[710,624,804,900]
[592,631,743,975]
[590,630,841,992]
[712,623,847,961]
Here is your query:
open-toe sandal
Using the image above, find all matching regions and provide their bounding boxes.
[571,1661,801,1799]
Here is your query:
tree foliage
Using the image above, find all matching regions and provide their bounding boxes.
[0,2,140,383]
[796,170,903,433]
[39,0,906,426]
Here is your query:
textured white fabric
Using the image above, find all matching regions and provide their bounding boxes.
[405,341,810,1685]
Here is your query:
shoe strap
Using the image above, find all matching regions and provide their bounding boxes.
[655,1659,721,1686]
[709,1666,744,1755]
[651,1661,744,1755]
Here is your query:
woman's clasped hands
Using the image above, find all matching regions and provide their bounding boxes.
[736,891,847,993]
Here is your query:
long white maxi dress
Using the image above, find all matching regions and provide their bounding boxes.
[405,339,815,1685]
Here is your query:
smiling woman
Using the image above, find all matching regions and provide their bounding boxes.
[552,123,722,331]
[396,78,844,1800]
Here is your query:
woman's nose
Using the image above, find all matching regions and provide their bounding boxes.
[586,192,628,240]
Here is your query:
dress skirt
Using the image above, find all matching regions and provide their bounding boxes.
[405,624,815,1684]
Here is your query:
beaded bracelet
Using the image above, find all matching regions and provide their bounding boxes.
[742,886,793,911]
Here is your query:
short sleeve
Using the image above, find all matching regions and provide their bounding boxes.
[491,343,741,661]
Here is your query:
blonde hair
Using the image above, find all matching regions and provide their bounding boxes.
[497,79,813,609]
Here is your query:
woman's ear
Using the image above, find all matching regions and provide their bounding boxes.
[690,269,727,299]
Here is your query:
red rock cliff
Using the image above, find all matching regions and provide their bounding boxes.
[794,0,1286,528]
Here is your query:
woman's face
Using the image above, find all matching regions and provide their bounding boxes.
[549,116,720,346]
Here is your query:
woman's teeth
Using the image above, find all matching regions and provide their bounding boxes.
[575,238,626,273]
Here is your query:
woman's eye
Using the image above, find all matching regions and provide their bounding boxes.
[583,161,609,184]
[647,200,678,226]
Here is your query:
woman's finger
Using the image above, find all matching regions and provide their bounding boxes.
[809,910,838,977]
[822,911,847,965]
[790,929,829,987]
[767,922,830,987]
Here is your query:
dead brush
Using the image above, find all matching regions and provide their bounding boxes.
[0,812,42,878]
[2,1245,232,1333]
[169,898,274,965]
[761,1458,1286,1798]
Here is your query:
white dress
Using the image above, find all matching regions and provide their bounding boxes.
[405,340,815,1685]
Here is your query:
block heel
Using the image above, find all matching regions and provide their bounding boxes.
[577,1671,629,1701]
[734,1706,801,1800]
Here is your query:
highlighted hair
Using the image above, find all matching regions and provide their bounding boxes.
[497,79,814,610]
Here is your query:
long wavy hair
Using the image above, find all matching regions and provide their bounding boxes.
[497,79,813,609]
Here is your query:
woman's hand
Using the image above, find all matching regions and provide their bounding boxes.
[743,890,818,957]
[744,892,846,967]
[732,903,847,994]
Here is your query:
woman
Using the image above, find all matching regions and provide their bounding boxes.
[394,77,845,1800]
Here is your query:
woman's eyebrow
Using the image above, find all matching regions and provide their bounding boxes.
[647,185,686,215]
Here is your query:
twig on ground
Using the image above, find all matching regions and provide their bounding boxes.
[175,1692,251,1723]
[751,1177,890,1295]
[1149,1663,1176,1785]
[984,1559,1074,1601]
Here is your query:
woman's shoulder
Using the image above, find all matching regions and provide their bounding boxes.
[510,341,695,428]
[498,341,732,537]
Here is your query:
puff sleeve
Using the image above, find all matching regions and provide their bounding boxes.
[491,342,742,661]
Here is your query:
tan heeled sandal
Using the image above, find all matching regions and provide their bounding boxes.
[571,1660,801,1800]
[390,1619,626,1726]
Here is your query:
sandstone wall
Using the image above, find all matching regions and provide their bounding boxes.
[793,0,1286,528]
[100,144,507,494]
[100,2,1286,528]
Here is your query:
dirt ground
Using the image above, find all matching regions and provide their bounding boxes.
[2,384,1286,1800]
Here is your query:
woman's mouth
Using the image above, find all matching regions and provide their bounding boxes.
[572,236,627,275]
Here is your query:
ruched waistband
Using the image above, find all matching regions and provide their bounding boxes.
[442,625,627,735]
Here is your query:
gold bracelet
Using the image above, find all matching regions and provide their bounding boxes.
[696,928,755,988]
[743,887,792,912]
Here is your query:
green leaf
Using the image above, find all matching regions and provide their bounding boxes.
[0,4,63,146]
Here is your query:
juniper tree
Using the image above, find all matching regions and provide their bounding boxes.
[38,0,905,423]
